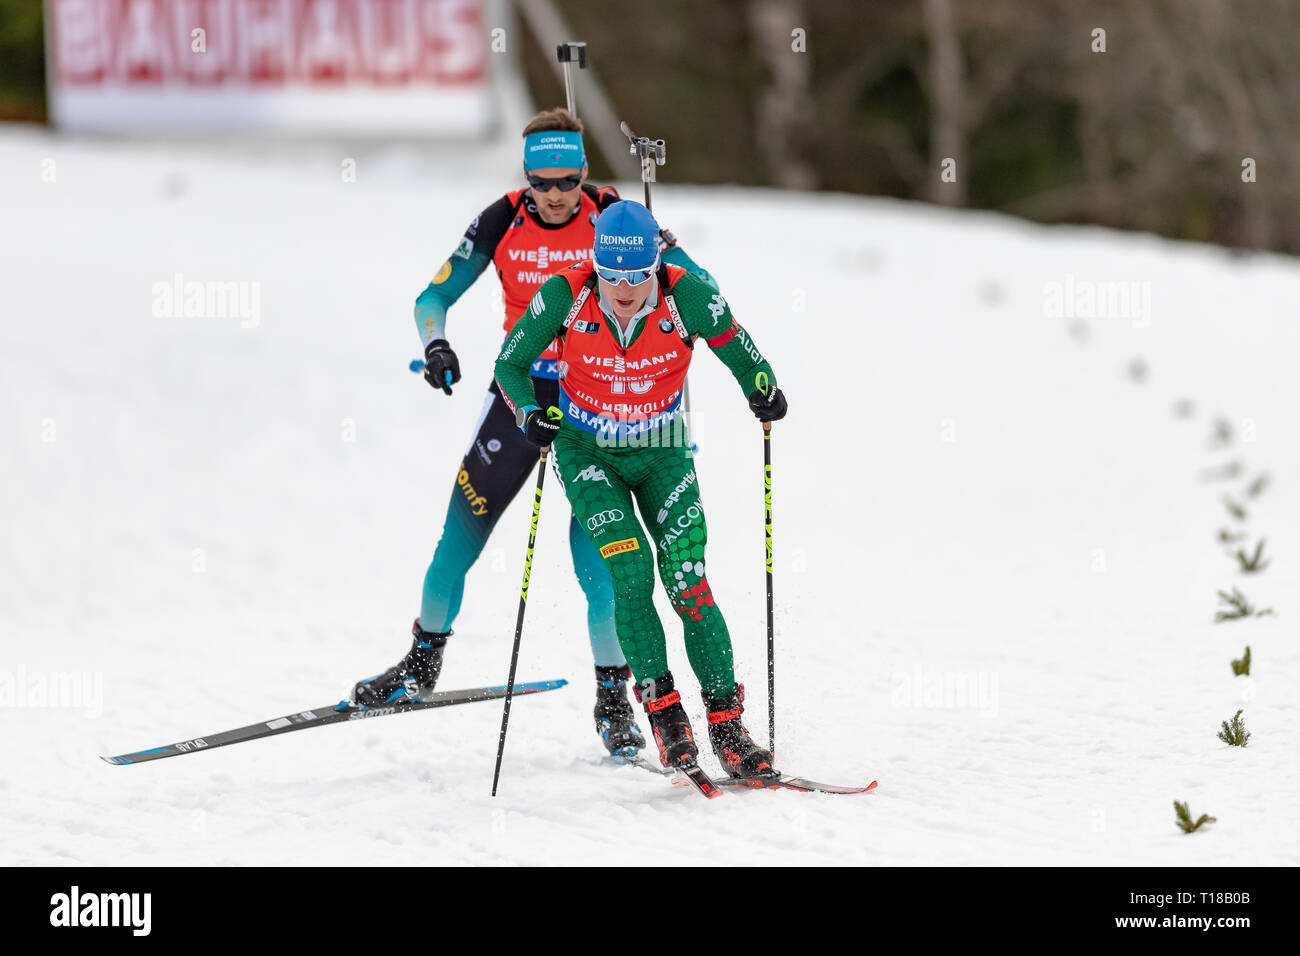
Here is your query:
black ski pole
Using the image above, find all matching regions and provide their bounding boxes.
[764,420,775,755]
[491,447,550,796]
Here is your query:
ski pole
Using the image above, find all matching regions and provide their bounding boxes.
[619,121,665,212]
[619,121,698,448]
[757,373,775,756]
[491,447,550,796]
[555,42,587,116]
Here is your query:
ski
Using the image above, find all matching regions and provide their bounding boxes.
[608,753,722,798]
[101,679,568,765]
[608,752,675,776]
[677,762,723,799]
[714,774,878,795]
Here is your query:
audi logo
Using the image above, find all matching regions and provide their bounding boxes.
[586,509,625,529]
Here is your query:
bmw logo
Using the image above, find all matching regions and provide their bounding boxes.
[659,318,673,333]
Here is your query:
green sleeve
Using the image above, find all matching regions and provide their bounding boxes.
[661,243,719,292]
[671,273,776,399]
[494,274,575,411]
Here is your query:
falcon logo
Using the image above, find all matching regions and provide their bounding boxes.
[575,465,612,487]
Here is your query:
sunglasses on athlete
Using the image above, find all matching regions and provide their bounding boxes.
[594,262,657,286]
[526,173,583,192]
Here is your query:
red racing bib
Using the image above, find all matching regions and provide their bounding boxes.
[556,263,694,441]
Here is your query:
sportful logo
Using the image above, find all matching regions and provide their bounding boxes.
[575,465,612,486]
[656,470,698,523]
[50,886,151,936]
[529,291,546,317]
[586,509,624,530]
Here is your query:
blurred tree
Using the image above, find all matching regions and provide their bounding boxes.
[0,0,45,121]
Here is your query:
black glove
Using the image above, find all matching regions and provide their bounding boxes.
[423,339,461,395]
[519,405,563,447]
[748,385,787,423]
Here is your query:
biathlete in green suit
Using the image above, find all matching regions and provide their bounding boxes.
[494,200,788,777]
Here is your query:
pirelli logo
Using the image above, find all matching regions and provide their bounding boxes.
[599,537,639,559]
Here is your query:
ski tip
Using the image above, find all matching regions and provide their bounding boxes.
[100,755,124,766]
[513,678,568,692]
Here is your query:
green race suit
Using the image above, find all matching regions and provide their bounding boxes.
[495,267,776,694]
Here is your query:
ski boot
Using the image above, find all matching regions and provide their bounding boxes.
[703,684,777,778]
[351,620,448,707]
[633,672,699,770]
[593,664,646,758]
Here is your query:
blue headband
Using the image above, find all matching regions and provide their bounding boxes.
[524,131,586,170]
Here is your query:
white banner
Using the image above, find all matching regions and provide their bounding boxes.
[46,0,495,134]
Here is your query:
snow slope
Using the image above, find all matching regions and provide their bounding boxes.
[2,128,1297,865]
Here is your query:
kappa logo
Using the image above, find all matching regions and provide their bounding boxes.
[575,464,612,486]
[586,509,625,530]
[656,470,698,523]
[599,537,639,558]
[707,293,727,321]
